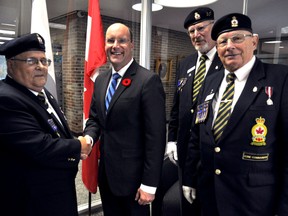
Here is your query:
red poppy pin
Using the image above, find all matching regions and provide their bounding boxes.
[122,78,131,87]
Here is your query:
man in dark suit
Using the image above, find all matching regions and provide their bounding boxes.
[0,33,92,216]
[83,23,166,216]
[159,7,222,216]
[183,13,288,216]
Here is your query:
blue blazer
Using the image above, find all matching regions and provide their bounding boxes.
[168,52,223,168]
[0,76,81,216]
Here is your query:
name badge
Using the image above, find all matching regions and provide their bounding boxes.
[242,152,269,161]
[187,66,195,74]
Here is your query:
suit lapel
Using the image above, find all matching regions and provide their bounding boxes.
[203,70,225,139]
[45,90,73,138]
[99,70,112,118]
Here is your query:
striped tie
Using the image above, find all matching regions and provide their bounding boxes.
[38,91,48,109]
[193,55,208,103]
[213,73,236,142]
[105,73,121,110]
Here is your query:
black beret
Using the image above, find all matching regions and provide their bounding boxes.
[0,33,46,59]
[184,7,214,29]
[211,13,253,40]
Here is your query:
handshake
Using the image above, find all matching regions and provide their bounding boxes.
[78,135,93,160]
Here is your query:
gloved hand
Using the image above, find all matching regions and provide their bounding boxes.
[182,185,196,204]
[165,142,178,165]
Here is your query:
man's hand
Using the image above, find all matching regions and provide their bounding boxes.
[182,186,196,204]
[135,188,155,205]
[166,142,178,165]
[78,135,92,160]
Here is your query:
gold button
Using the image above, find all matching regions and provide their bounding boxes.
[191,109,194,114]
[215,169,221,175]
[214,147,221,153]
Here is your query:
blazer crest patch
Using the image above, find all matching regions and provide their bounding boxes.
[251,116,267,146]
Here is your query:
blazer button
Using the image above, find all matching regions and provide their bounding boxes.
[215,169,221,175]
[214,147,221,153]
[191,109,194,114]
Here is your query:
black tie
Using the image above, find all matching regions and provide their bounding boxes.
[38,91,48,109]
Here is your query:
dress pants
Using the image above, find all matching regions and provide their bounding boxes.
[99,168,150,216]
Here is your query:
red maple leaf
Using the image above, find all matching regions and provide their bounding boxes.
[256,127,264,134]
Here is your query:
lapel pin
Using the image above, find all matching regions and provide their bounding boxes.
[253,86,257,92]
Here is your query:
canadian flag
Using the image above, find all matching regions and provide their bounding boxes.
[82,0,106,194]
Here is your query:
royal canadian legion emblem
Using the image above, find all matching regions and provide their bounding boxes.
[251,116,267,146]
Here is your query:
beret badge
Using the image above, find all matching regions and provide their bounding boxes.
[231,16,239,28]
[37,34,44,45]
[194,12,201,20]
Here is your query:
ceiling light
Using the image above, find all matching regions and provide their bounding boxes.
[281,26,288,34]
[264,41,282,44]
[1,23,16,27]
[0,36,14,40]
[155,0,218,7]
[132,3,163,12]
[49,22,67,30]
[0,30,15,35]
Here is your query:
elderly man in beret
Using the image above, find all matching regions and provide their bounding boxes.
[0,33,92,216]
[183,13,288,216]
[155,6,223,216]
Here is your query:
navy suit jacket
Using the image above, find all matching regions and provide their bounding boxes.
[0,76,81,216]
[168,51,223,168]
[184,58,288,216]
[84,60,166,196]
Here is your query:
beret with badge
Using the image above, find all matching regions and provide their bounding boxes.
[211,13,253,40]
[0,33,46,59]
[184,7,214,29]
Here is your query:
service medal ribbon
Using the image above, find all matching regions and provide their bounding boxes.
[265,86,273,105]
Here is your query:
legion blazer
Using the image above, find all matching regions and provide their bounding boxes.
[0,76,81,216]
[184,58,288,216]
[84,59,167,196]
[168,51,223,168]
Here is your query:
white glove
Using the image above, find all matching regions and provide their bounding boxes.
[166,142,178,165]
[182,186,196,204]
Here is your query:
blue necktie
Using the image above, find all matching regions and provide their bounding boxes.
[105,73,121,110]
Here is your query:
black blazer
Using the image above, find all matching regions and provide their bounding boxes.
[184,58,288,216]
[84,60,167,196]
[0,76,81,216]
[168,51,223,168]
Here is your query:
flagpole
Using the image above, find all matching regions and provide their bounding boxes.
[88,192,92,216]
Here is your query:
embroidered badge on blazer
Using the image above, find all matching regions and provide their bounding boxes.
[177,78,187,92]
[195,101,209,124]
[251,116,267,146]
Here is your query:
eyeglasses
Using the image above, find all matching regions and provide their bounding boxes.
[11,57,52,66]
[187,22,214,36]
[106,38,130,45]
[217,34,253,47]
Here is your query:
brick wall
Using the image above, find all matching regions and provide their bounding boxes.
[51,12,195,134]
